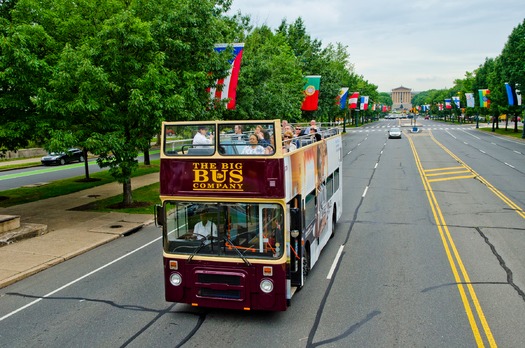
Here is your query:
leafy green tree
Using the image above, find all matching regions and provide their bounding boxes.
[0,20,55,154]
[499,18,525,132]
[234,26,303,122]
[39,11,172,204]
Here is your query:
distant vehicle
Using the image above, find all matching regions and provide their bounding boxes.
[41,148,84,166]
[424,116,430,120]
[388,127,402,139]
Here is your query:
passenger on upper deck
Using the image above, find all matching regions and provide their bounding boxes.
[242,134,270,155]
[310,127,322,142]
[304,119,317,134]
[254,125,271,148]
[282,131,297,153]
[233,124,247,141]
[193,125,213,146]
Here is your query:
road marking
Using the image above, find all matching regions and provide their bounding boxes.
[362,186,369,198]
[504,162,515,169]
[0,236,161,322]
[408,136,496,347]
[327,245,344,279]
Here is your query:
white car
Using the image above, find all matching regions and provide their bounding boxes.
[388,127,402,139]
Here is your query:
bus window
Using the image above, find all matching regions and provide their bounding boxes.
[163,124,215,156]
[218,123,275,156]
[304,189,316,229]
[162,201,284,259]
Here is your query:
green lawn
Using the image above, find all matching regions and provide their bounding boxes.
[478,126,525,139]
[0,161,161,214]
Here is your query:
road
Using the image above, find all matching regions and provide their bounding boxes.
[1,119,524,347]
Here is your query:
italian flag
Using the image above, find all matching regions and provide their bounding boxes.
[301,75,321,111]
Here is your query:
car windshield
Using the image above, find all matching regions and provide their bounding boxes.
[162,201,284,260]
[390,128,400,132]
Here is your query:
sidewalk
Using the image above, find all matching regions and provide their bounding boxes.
[0,171,159,289]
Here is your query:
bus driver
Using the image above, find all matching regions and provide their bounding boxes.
[193,208,218,240]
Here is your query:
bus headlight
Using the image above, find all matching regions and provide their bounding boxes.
[170,272,182,286]
[260,278,274,293]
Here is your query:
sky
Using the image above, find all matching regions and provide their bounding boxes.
[228,0,524,93]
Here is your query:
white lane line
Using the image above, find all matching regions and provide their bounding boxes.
[327,245,345,280]
[362,186,369,198]
[0,236,161,322]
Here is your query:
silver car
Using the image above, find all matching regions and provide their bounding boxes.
[388,127,402,139]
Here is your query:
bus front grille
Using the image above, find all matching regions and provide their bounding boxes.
[194,270,246,301]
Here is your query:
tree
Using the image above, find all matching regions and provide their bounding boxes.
[234,26,304,122]
[499,19,525,132]
[0,18,55,154]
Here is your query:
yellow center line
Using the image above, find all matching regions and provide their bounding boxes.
[408,135,496,347]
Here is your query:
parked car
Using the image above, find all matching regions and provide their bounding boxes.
[388,127,402,139]
[41,148,84,166]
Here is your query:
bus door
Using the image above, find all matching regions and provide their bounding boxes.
[289,196,304,288]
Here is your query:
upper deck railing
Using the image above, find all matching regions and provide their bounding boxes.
[161,119,340,158]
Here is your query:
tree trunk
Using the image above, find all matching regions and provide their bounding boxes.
[143,148,150,165]
[123,179,133,206]
[83,148,90,179]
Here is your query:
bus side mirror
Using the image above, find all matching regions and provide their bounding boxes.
[155,204,164,227]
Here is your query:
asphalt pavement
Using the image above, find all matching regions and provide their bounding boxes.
[0,158,158,288]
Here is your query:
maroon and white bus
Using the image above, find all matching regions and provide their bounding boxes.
[155,119,342,311]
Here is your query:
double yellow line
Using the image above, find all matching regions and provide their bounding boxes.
[408,135,497,347]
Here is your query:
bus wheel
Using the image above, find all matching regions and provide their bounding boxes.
[330,207,337,238]
[302,249,310,278]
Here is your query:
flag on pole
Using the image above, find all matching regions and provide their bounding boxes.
[505,83,518,106]
[445,99,452,109]
[466,93,475,108]
[438,103,443,111]
[360,96,369,110]
[517,88,522,106]
[452,96,460,108]
[337,87,349,109]
[348,92,359,109]
[478,89,490,108]
[209,43,244,109]
[301,75,321,111]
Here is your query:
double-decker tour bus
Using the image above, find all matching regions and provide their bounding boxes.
[155,119,342,311]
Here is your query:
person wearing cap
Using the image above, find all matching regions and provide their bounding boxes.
[193,208,218,239]
[193,125,213,146]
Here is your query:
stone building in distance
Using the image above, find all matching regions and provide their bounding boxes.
[391,86,413,111]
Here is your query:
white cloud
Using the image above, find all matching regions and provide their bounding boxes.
[229,0,524,92]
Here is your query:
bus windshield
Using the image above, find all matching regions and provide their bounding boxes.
[163,201,284,260]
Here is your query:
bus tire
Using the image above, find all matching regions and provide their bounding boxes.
[330,205,337,238]
[303,246,310,278]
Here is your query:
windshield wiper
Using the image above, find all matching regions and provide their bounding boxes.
[223,237,251,267]
[187,239,207,263]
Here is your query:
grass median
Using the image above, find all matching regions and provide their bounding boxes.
[0,161,161,214]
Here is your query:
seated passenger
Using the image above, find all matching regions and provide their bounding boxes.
[242,134,269,155]
[193,126,213,146]
[282,131,297,153]
[310,127,322,142]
